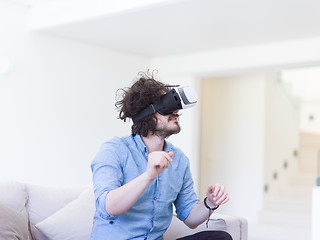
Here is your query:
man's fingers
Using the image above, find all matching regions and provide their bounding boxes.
[157,159,168,169]
[206,183,229,206]
[213,183,221,196]
[160,163,167,169]
[166,152,173,162]
[216,191,228,204]
[206,184,214,195]
[220,195,229,205]
[217,185,225,198]
[149,151,173,165]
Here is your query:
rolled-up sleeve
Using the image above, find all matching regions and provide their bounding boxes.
[91,138,125,219]
[174,160,199,221]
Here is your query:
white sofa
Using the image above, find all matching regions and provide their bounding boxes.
[0,181,247,240]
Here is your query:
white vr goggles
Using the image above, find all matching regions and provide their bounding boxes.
[132,86,198,123]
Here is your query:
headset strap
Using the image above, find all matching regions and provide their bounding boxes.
[132,104,157,123]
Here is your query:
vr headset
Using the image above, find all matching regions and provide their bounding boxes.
[132,86,198,123]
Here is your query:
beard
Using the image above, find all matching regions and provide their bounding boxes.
[154,113,181,139]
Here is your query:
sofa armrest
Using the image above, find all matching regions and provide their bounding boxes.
[213,213,248,240]
[164,214,247,240]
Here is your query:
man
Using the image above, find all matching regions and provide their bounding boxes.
[90,71,231,240]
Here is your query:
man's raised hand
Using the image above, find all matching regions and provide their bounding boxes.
[146,151,173,181]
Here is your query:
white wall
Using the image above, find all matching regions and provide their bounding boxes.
[264,75,300,195]
[0,1,200,189]
[199,74,265,222]
[300,100,320,134]
[312,186,320,240]
[0,1,150,187]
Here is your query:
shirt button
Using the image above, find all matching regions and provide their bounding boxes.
[153,197,157,200]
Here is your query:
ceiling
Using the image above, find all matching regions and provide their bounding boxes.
[8,0,52,7]
[12,0,320,57]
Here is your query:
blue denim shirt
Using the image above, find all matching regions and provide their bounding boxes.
[90,134,199,240]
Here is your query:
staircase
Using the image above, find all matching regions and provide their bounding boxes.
[249,132,320,240]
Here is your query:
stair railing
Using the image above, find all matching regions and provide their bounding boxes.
[277,72,300,110]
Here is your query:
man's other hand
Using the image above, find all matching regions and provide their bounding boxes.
[205,183,229,208]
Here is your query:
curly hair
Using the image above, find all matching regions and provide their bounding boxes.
[115,71,170,137]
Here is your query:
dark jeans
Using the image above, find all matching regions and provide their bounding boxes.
[176,231,233,240]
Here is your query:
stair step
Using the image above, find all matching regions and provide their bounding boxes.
[249,223,311,240]
[258,211,311,228]
[299,145,319,159]
[287,173,317,186]
[275,185,313,200]
[250,132,317,240]
[300,163,318,174]
[264,197,311,214]
[299,158,317,173]
[300,132,320,147]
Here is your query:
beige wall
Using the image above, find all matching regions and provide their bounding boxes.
[199,74,265,222]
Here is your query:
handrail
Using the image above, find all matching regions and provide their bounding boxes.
[276,72,300,110]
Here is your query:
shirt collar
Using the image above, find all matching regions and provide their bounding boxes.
[133,134,148,154]
[163,140,169,152]
[133,134,170,153]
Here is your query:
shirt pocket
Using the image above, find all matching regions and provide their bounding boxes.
[159,176,182,205]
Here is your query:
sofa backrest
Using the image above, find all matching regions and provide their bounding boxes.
[0,181,91,240]
[0,182,31,239]
[0,181,28,215]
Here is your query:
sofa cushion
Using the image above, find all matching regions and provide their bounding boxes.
[27,184,87,240]
[27,184,86,226]
[0,181,28,213]
[35,187,95,240]
[0,203,32,240]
